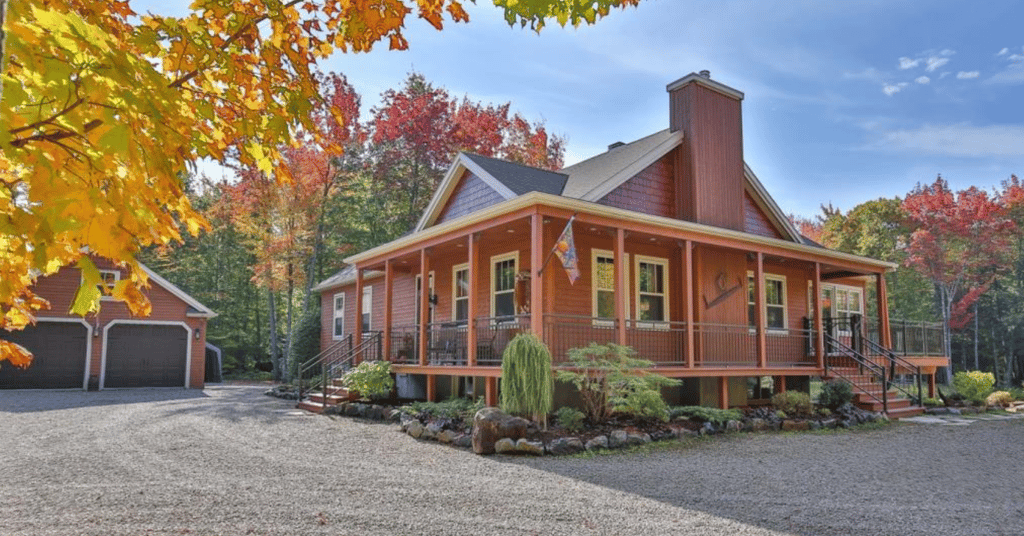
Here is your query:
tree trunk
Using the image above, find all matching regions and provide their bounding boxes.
[940,286,954,384]
[268,289,281,381]
[973,303,979,371]
[284,263,295,382]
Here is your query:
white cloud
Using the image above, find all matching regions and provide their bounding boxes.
[915,76,930,84]
[869,123,1024,157]
[882,82,909,96]
[939,49,956,56]
[939,71,951,79]
[925,56,950,72]
[998,47,1010,56]
[898,57,920,69]
[956,71,980,79]
[986,64,1024,85]
[1009,54,1024,61]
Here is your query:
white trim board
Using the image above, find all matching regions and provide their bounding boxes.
[100,320,192,390]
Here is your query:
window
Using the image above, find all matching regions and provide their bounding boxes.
[452,263,469,324]
[415,272,435,326]
[591,250,621,323]
[634,256,668,323]
[491,252,518,320]
[332,293,345,339]
[748,273,787,331]
[361,286,372,332]
[84,269,120,301]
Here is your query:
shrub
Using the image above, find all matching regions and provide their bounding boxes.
[771,391,813,417]
[500,333,554,427]
[952,371,995,404]
[1007,386,1024,401]
[555,406,586,432]
[556,343,680,422]
[986,391,1013,408]
[817,380,854,410]
[341,360,394,400]
[668,406,742,426]
[402,398,483,424]
[922,397,943,407]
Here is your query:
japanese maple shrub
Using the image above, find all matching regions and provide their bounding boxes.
[556,343,680,422]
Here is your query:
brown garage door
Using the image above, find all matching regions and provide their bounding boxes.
[0,322,88,389]
[105,324,187,388]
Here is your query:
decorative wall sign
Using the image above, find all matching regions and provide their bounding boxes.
[703,271,743,310]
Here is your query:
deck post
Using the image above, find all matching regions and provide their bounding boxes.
[530,212,544,338]
[682,240,695,368]
[754,252,767,368]
[467,233,479,367]
[485,376,498,407]
[426,374,436,402]
[355,268,364,365]
[615,228,627,346]
[876,272,892,348]
[419,249,430,367]
[383,260,393,361]
[718,377,729,409]
[813,263,825,370]
[928,372,937,399]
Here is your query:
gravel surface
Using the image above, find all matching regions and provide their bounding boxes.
[2,386,1022,536]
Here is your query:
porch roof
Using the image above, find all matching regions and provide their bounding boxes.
[342,191,897,273]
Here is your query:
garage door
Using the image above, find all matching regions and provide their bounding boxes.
[105,324,187,388]
[0,322,88,389]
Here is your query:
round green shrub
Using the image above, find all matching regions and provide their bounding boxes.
[771,391,813,417]
[818,380,854,410]
[952,371,995,405]
[341,360,394,400]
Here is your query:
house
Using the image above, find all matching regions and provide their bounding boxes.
[312,72,947,415]
[0,257,216,390]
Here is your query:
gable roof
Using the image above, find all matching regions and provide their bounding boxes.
[560,129,683,200]
[139,262,217,318]
[742,164,802,243]
[310,265,384,293]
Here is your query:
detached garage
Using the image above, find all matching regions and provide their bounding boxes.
[3,258,215,390]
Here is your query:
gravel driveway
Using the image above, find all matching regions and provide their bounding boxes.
[2,385,1021,536]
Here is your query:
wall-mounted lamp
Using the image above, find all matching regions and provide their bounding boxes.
[195,327,202,340]
[428,294,439,306]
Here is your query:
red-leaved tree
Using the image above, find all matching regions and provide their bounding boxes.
[903,176,1017,380]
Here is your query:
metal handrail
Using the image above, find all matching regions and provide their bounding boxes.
[296,331,382,410]
[823,333,888,414]
[863,337,924,405]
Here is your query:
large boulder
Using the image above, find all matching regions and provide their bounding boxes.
[472,407,531,455]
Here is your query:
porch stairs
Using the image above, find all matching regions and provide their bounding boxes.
[295,332,381,414]
[823,335,925,420]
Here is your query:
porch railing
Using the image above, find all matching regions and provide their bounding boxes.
[693,323,756,367]
[866,318,944,356]
[625,319,688,365]
[544,314,618,364]
[389,324,419,364]
[474,314,530,366]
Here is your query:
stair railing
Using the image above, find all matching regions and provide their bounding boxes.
[296,331,382,410]
[823,332,888,414]
[863,337,924,406]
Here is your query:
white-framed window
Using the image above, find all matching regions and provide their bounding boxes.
[415,272,435,326]
[332,293,346,340]
[361,286,373,333]
[748,272,787,331]
[491,251,518,321]
[634,255,668,324]
[452,263,469,324]
[817,283,863,326]
[592,249,629,325]
[84,269,120,301]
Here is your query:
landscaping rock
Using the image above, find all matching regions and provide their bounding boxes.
[472,408,530,455]
[626,432,652,446]
[423,422,443,440]
[821,418,838,429]
[782,420,810,432]
[547,437,585,456]
[674,428,698,440]
[725,420,742,433]
[494,438,517,454]
[808,420,821,431]
[367,405,385,420]
[750,418,769,432]
[585,435,608,451]
[437,430,459,444]
[516,439,545,456]
[699,422,717,436]
[344,404,360,417]
[608,430,628,448]
[406,420,424,439]
[454,434,473,449]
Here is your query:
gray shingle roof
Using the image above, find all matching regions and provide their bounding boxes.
[461,153,568,196]
[560,129,677,199]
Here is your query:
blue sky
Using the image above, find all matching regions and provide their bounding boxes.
[139,0,1024,218]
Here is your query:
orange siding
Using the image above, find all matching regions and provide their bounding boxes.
[744,191,784,239]
[31,260,208,388]
[436,171,505,225]
[598,151,675,218]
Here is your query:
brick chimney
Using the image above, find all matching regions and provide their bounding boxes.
[667,71,746,231]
